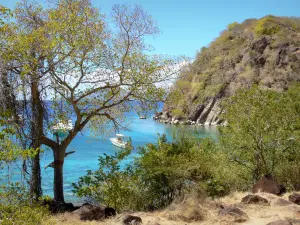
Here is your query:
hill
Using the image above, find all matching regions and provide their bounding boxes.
[156,16,300,125]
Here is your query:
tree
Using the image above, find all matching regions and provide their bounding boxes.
[1,0,180,202]
[220,85,300,188]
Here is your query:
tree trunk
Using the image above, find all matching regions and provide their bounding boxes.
[53,147,66,202]
[30,151,42,200]
[30,77,43,200]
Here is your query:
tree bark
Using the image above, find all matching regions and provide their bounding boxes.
[30,76,43,200]
[53,147,66,202]
[30,151,42,199]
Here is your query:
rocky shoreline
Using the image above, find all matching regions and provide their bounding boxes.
[153,98,226,126]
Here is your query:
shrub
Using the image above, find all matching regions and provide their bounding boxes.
[220,84,300,188]
[0,183,51,225]
[227,22,239,30]
[73,133,229,211]
[254,16,280,36]
[72,148,137,211]
[172,108,185,118]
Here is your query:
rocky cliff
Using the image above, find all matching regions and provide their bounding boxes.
[155,16,300,125]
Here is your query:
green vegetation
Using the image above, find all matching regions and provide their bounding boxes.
[0,0,177,202]
[74,84,300,211]
[0,112,50,224]
[0,183,51,225]
[220,84,300,189]
[73,134,227,211]
[171,108,185,118]
[1,0,300,221]
[254,16,281,35]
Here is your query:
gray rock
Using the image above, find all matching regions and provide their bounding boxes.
[196,98,216,125]
[160,111,171,120]
[203,99,221,126]
[188,104,205,121]
[218,206,249,223]
[251,36,270,54]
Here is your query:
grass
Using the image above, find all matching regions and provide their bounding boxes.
[45,192,300,225]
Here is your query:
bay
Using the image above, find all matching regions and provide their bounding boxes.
[3,110,218,203]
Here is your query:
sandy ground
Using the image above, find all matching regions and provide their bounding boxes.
[47,192,300,225]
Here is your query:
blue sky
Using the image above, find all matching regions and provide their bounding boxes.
[2,0,300,58]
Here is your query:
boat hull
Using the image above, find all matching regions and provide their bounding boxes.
[110,138,127,149]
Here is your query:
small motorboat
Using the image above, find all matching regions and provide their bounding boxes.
[110,134,132,149]
[139,116,147,119]
[51,120,73,133]
[51,120,73,141]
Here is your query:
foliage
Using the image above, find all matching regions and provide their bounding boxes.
[73,133,228,211]
[172,108,185,118]
[220,85,300,189]
[227,22,239,30]
[72,148,137,211]
[254,16,281,36]
[0,112,50,224]
[0,0,180,201]
[0,111,39,168]
[0,183,51,225]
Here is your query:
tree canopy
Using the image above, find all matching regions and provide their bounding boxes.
[0,0,181,202]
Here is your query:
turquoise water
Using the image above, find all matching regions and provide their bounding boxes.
[5,115,218,203]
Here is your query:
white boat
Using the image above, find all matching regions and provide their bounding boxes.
[51,120,73,133]
[110,134,131,149]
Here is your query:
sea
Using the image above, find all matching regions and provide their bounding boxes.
[2,106,219,203]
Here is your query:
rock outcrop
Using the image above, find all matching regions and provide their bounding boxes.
[156,16,300,126]
[153,97,223,126]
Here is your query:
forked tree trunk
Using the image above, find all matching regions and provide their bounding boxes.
[53,147,67,202]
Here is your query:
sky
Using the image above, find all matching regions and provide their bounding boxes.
[1,0,300,58]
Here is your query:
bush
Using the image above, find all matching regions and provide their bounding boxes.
[254,16,280,35]
[0,183,51,225]
[172,108,185,118]
[220,84,300,188]
[227,22,239,30]
[73,133,230,211]
[72,148,137,211]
